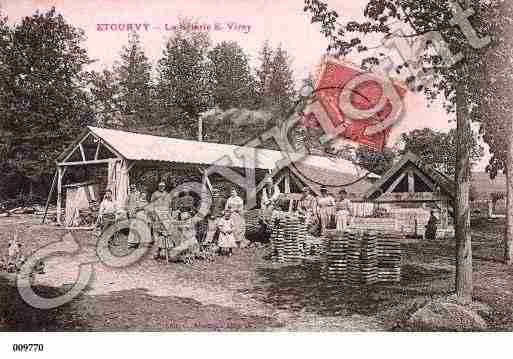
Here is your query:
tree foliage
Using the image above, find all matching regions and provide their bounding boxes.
[255,41,296,117]
[355,145,396,175]
[0,8,93,198]
[89,32,154,129]
[400,128,482,176]
[208,41,256,110]
[155,18,213,139]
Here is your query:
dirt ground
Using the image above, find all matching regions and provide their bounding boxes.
[1,215,513,331]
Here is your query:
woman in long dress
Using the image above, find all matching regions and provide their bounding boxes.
[335,189,352,231]
[317,186,336,235]
[217,210,237,256]
[225,187,247,248]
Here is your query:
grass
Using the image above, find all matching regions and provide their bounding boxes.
[1,215,513,331]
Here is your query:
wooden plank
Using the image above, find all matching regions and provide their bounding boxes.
[62,132,90,163]
[410,167,435,191]
[79,143,86,161]
[384,171,407,194]
[58,159,113,166]
[94,142,100,160]
[377,192,447,202]
[42,170,58,224]
[56,167,63,225]
[408,170,415,193]
[284,171,291,193]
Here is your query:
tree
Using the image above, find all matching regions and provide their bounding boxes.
[255,41,274,108]
[0,8,93,199]
[490,191,505,214]
[269,45,296,116]
[400,128,482,176]
[255,42,296,117]
[114,31,154,128]
[155,18,213,139]
[89,32,154,130]
[88,69,121,127]
[355,145,396,175]
[468,2,513,263]
[208,41,256,110]
[303,0,497,302]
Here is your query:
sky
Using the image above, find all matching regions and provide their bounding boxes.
[0,0,491,171]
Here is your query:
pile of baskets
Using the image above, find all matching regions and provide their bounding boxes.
[377,232,403,283]
[322,231,348,282]
[321,230,403,286]
[270,212,306,263]
[347,230,379,286]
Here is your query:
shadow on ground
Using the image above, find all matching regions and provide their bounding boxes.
[0,276,283,331]
[0,276,84,331]
[238,258,455,321]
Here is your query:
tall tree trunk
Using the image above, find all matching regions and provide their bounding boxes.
[455,80,473,303]
[505,137,513,264]
[502,0,513,265]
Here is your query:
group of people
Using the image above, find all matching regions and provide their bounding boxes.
[204,187,247,256]
[258,185,354,237]
[95,181,248,260]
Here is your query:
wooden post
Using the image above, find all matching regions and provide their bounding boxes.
[284,172,291,193]
[42,169,58,224]
[407,170,415,193]
[198,116,203,142]
[56,166,63,225]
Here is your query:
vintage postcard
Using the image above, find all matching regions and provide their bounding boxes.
[0,0,511,356]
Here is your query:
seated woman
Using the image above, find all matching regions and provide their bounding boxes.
[167,211,199,262]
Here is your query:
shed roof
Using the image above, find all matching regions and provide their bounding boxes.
[363,151,455,200]
[83,126,378,179]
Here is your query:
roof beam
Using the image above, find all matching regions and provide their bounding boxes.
[94,142,100,160]
[385,171,407,194]
[79,143,86,161]
[57,159,113,167]
[410,167,436,191]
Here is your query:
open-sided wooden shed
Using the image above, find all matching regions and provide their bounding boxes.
[48,126,378,226]
[363,151,455,235]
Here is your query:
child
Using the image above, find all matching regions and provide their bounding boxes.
[7,235,22,272]
[217,210,236,256]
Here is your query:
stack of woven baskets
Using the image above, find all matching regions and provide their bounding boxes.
[322,231,348,282]
[270,212,305,263]
[377,232,403,283]
[320,230,402,286]
[347,230,379,286]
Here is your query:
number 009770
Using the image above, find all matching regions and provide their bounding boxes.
[12,344,44,352]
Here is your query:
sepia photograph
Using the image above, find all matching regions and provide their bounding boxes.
[0,0,512,356]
